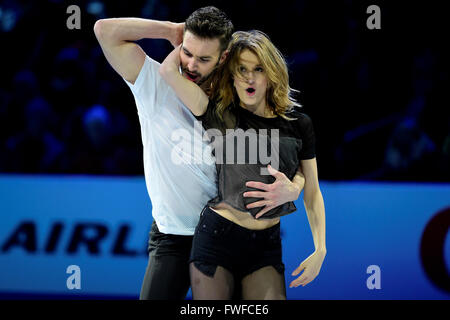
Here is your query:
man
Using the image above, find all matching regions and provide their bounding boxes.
[94,6,305,300]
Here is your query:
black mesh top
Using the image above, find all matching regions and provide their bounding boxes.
[195,102,316,219]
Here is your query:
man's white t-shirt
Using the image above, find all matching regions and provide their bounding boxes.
[123,55,217,235]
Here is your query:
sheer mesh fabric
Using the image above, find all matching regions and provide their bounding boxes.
[189,263,286,300]
[196,103,315,220]
[189,263,234,300]
[241,265,286,300]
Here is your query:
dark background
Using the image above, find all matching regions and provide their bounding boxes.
[0,0,448,181]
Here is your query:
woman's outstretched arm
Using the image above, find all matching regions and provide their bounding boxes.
[290,157,326,288]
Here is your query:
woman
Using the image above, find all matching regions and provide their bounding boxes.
[160,30,326,299]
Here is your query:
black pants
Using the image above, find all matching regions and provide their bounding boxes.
[139,221,193,300]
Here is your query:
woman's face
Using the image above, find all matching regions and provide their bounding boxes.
[233,49,268,111]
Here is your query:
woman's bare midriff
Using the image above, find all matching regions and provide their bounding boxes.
[210,202,280,230]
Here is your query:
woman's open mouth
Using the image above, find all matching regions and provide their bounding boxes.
[246,87,256,96]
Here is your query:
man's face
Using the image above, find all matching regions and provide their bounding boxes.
[180,30,225,84]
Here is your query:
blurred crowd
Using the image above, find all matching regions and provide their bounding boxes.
[0,0,448,181]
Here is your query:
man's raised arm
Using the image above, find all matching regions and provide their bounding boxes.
[93,18,184,83]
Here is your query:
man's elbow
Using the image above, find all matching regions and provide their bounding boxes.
[94,19,115,42]
[93,19,105,39]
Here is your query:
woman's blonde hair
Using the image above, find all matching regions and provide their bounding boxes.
[209,30,300,120]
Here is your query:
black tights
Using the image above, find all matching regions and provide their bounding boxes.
[190,262,286,300]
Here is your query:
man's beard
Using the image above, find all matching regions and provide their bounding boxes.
[182,68,204,84]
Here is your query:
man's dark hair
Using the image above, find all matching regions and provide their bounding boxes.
[185,6,234,53]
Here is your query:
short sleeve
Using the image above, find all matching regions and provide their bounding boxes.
[194,100,237,133]
[122,55,169,119]
[194,99,216,130]
[297,113,316,160]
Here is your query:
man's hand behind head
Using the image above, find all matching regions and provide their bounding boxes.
[170,23,185,48]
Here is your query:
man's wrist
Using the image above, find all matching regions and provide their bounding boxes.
[168,21,184,45]
[292,171,305,198]
[142,20,175,41]
[290,181,302,201]
[160,21,174,40]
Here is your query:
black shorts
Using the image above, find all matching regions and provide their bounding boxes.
[189,206,285,280]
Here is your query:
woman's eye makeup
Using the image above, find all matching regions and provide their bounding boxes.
[239,65,264,73]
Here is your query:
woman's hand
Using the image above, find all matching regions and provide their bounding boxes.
[244,165,302,219]
[289,249,326,288]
